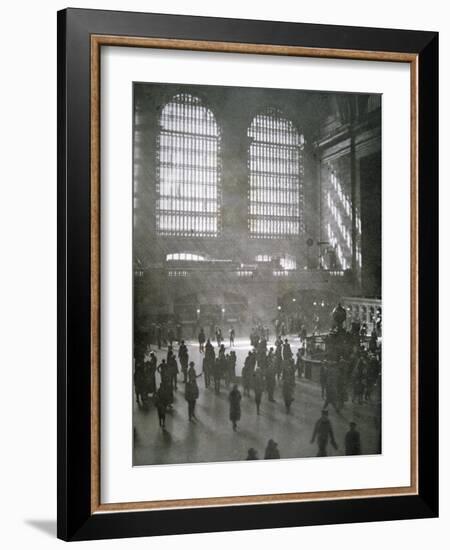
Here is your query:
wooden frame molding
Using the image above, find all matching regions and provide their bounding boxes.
[89,34,419,515]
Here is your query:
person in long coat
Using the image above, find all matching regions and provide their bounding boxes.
[345,422,361,455]
[264,439,280,459]
[282,366,295,414]
[265,360,277,402]
[160,379,173,409]
[198,328,206,353]
[310,410,338,457]
[242,356,253,397]
[202,355,211,388]
[218,345,227,386]
[300,325,307,344]
[253,367,264,415]
[178,340,189,383]
[185,378,200,421]
[157,359,170,384]
[157,360,173,408]
[229,326,235,347]
[156,324,162,349]
[324,366,340,412]
[205,338,215,361]
[256,338,267,370]
[167,351,179,391]
[282,339,293,361]
[154,385,167,428]
[228,384,242,431]
[274,344,283,382]
[204,341,215,388]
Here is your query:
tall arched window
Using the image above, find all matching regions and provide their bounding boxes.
[248,108,304,238]
[157,93,221,237]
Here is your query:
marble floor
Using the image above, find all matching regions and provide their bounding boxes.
[133,337,381,466]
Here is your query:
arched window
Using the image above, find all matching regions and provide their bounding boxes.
[248,108,304,238]
[157,93,221,237]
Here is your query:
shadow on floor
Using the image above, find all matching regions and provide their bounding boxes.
[25,519,56,538]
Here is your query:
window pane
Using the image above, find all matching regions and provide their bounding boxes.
[248,108,304,239]
[324,170,354,270]
[156,94,221,237]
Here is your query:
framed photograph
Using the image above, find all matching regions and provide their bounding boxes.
[57,8,438,541]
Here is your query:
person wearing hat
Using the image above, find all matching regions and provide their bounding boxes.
[282,338,292,362]
[310,409,338,457]
[228,384,242,431]
[345,422,361,455]
[264,439,280,459]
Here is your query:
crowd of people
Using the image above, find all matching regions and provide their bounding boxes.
[311,304,382,412]
[134,301,381,459]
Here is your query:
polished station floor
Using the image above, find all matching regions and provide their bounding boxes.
[133,337,381,466]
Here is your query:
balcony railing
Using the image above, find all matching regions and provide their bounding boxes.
[137,266,348,283]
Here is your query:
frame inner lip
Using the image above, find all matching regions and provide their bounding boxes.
[88,35,419,513]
